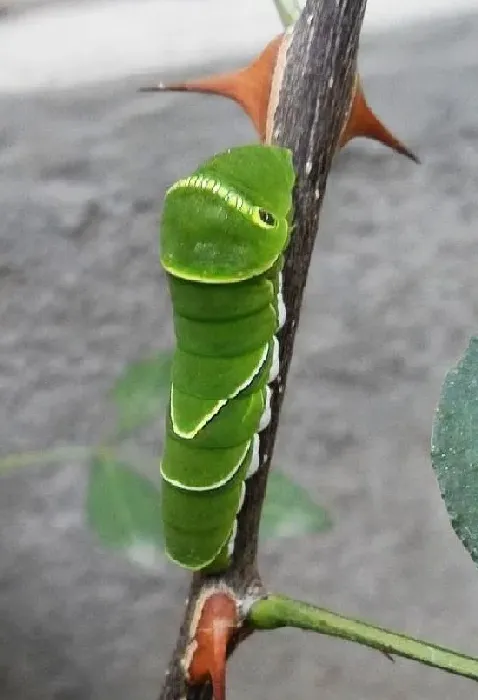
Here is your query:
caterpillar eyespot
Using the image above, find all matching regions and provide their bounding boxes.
[159,144,295,572]
[257,208,276,227]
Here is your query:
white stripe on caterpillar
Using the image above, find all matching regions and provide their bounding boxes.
[268,336,280,383]
[170,385,227,440]
[237,481,246,513]
[230,342,270,400]
[227,519,238,556]
[161,439,251,491]
[259,386,272,431]
[246,433,261,478]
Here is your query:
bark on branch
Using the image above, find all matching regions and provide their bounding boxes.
[158,1,367,698]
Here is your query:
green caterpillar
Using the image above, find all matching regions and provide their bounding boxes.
[159,144,295,572]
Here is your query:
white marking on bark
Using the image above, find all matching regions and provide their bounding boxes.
[339,73,359,144]
[239,586,265,617]
[181,641,198,678]
[265,32,293,144]
[181,583,237,679]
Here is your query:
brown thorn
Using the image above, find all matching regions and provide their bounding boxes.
[185,589,239,700]
[138,83,168,92]
[339,76,420,164]
[139,34,283,142]
[141,33,419,163]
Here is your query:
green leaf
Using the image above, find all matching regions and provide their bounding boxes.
[431,336,478,565]
[86,453,164,569]
[261,470,331,540]
[248,595,478,682]
[272,0,303,28]
[86,456,330,569]
[0,445,91,473]
[111,352,172,435]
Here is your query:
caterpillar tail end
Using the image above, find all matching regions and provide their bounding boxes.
[340,77,420,164]
[186,589,239,700]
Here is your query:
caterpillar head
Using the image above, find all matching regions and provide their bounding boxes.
[160,145,295,283]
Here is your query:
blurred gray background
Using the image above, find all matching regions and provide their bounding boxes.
[2,2,478,699]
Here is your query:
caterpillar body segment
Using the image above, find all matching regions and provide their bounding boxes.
[168,274,276,323]
[161,442,253,571]
[173,303,278,357]
[171,340,272,411]
[167,388,267,448]
[159,144,295,572]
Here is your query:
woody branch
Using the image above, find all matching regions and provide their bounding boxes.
[158,1,366,699]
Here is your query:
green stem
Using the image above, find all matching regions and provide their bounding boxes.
[0,446,92,473]
[272,0,303,28]
[248,594,478,682]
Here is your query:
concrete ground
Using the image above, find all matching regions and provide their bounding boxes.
[1,11,478,700]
